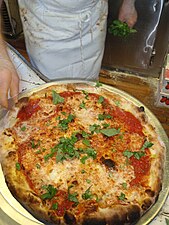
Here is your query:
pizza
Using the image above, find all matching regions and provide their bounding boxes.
[0,82,166,225]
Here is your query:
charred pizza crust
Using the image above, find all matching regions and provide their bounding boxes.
[0,82,165,225]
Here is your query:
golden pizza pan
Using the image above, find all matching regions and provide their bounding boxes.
[0,80,168,225]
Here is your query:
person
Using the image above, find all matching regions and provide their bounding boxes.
[0,0,137,108]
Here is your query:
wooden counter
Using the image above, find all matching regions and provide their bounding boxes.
[6,34,169,138]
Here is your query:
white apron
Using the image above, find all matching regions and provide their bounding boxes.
[18,0,108,80]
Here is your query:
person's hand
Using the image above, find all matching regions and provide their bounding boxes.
[0,57,19,108]
[118,0,138,28]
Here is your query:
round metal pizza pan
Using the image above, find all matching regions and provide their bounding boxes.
[0,80,169,225]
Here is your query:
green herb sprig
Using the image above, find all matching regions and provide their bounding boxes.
[108,20,137,38]
[41,185,57,200]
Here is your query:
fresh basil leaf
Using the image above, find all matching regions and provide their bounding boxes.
[123,150,134,158]
[123,150,145,160]
[52,90,64,105]
[141,141,154,151]
[134,151,145,160]
[98,96,104,104]
[100,128,120,137]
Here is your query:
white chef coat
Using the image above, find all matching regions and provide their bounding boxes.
[17,0,108,80]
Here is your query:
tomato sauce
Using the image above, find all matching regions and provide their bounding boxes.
[130,150,151,186]
[17,99,41,121]
[111,107,143,135]
[60,91,81,98]
[55,190,73,217]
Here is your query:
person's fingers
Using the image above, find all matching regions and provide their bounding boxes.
[0,69,12,108]
[10,72,20,103]
[126,17,137,28]
[118,2,138,28]
[127,11,137,28]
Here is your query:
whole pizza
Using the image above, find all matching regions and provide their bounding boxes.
[0,82,166,225]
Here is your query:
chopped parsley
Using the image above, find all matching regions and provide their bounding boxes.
[82,186,93,200]
[44,146,58,162]
[108,20,137,38]
[118,192,126,201]
[122,182,127,189]
[36,164,41,169]
[82,90,89,99]
[15,162,21,171]
[56,135,79,162]
[81,169,86,174]
[86,179,91,184]
[98,113,112,121]
[80,101,86,109]
[30,140,40,149]
[58,114,75,130]
[80,155,89,164]
[80,148,97,164]
[82,130,90,138]
[102,123,110,128]
[41,185,57,200]
[43,133,97,164]
[51,202,58,210]
[89,124,101,134]
[82,139,91,147]
[20,126,26,131]
[95,81,102,87]
[68,192,79,205]
[68,185,79,205]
